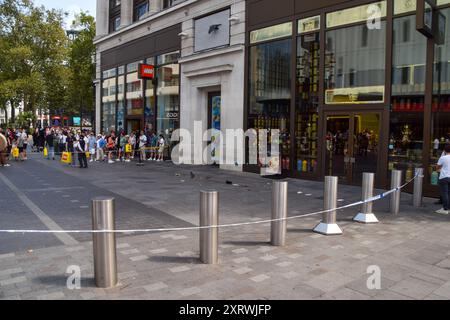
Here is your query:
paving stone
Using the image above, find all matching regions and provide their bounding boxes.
[389,276,442,299]
[232,248,248,254]
[143,282,169,292]
[233,267,253,275]
[169,266,191,273]
[232,257,251,264]
[260,255,277,262]
[37,292,65,300]
[180,287,201,296]
[149,248,168,254]
[130,255,149,262]
[0,276,27,286]
[120,249,140,255]
[250,274,270,283]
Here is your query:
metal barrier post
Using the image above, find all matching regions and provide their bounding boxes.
[413,168,424,208]
[271,180,288,246]
[390,170,402,215]
[313,176,343,235]
[92,197,118,288]
[354,173,379,224]
[200,191,219,264]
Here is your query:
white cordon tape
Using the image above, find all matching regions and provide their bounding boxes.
[0,173,419,234]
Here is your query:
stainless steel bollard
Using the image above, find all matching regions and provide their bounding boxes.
[313,176,343,235]
[271,180,288,246]
[200,191,219,264]
[390,170,402,215]
[92,197,118,288]
[354,173,379,224]
[413,168,424,208]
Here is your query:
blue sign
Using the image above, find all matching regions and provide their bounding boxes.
[73,117,81,126]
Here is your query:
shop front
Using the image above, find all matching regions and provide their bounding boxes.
[100,25,181,153]
[245,0,450,196]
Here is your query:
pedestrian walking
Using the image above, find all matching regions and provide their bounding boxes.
[435,144,450,215]
[107,132,116,164]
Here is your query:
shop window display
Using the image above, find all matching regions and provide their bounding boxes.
[248,39,291,171]
[389,15,427,181]
[430,7,450,185]
[296,32,319,174]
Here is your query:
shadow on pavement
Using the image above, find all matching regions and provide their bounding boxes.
[33,275,96,288]
[222,240,270,247]
[148,256,200,264]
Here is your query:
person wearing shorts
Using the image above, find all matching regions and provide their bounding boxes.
[157,135,165,162]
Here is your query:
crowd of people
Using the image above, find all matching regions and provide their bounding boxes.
[0,127,167,168]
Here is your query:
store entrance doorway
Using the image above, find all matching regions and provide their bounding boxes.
[324,112,381,185]
[127,119,141,135]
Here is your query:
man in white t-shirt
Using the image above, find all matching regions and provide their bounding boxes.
[436,144,450,215]
[139,131,147,161]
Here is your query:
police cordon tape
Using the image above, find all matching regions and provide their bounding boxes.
[0,172,419,235]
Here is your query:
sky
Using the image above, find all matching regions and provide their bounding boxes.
[33,0,96,29]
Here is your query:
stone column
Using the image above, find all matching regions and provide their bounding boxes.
[96,0,109,37]
[120,0,133,28]
[149,0,163,15]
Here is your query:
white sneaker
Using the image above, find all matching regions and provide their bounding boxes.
[115,159,120,162]
[435,208,449,215]
[125,159,131,162]
[89,160,94,162]
[108,160,114,164]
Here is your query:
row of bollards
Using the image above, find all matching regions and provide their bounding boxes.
[90,168,424,288]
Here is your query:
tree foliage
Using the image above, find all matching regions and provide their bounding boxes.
[0,0,96,126]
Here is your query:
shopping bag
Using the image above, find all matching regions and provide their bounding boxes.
[86,151,90,158]
[12,147,19,158]
[43,147,48,157]
[61,152,72,164]
[125,144,132,153]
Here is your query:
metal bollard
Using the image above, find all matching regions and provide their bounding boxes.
[200,191,219,264]
[271,180,288,246]
[354,173,379,224]
[390,170,402,215]
[413,168,424,208]
[92,197,118,288]
[313,176,343,235]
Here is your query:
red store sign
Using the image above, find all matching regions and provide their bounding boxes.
[138,64,155,79]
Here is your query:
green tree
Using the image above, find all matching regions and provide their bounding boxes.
[65,12,96,122]
[0,0,68,124]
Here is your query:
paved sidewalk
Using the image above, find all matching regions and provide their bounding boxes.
[1,158,449,300]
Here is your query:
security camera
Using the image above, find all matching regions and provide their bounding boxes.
[228,16,239,22]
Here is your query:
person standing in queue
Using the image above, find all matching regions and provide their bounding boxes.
[76,134,88,169]
[45,130,55,160]
[435,144,450,215]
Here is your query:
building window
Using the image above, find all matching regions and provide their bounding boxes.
[389,14,427,180]
[145,57,156,132]
[296,32,320,174]
[325,22,386,104]
[156,51,180,144]
[248,39,292,169]
[126,61,144,116]
[102,77,117,134]
[430,7,450,181]
[110,15,121,32]
[134,1,149,22]
[117,73,125,132]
